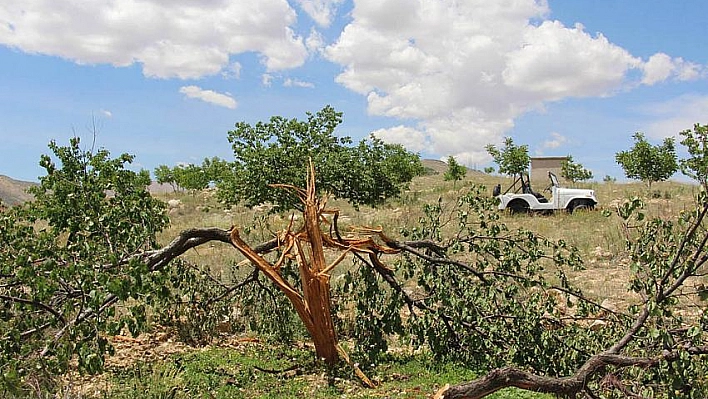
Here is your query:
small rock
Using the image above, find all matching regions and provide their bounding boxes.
[600,299,618,315]
[589,319,607,330]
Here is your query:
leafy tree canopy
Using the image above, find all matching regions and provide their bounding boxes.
[485,137,529,177]
[560,155,593,185]
[153,164,177,191]
[154,157,230,193]
[173,164,209,193]
[1,138,168,385]
[615,132,678,188]
[443,156,467,185]
[679,123,708,189]
[218,105,424,211]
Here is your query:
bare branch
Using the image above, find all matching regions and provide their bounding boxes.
[205,268,260,307]
[441,346,708,399]
[384,239,489,284]
[39,227,277,356]
[0,294,66,325]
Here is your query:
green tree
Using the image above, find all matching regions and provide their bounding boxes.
[155,157,229,194]
[679,123,708,189]
[485,137,530,177]
[560,155,593,185]
[0,138,169,390]
[483,166,495,175]
[153,164,178,191]
[615,132,678,188]
[173,163,209,193]
[201,156,230,184]
[218,106,424,211]
[443,156,467,186]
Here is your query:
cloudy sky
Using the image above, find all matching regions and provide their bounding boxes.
[1,0,707,182]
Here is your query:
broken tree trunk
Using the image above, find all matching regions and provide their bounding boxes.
[229,160,399,382]
[228,162,348,366]
[230,225,339,364]
[294,160,339,364]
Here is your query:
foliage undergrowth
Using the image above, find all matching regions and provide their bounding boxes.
[103,342,551,399]
[3,150,706,397]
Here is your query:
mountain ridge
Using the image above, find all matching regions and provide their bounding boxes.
[0,175,36,206]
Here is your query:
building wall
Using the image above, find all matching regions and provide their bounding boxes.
[530,156,568,186]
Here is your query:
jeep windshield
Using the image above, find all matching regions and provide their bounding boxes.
[549,172,559,188]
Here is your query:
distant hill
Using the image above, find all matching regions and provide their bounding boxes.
[0,175,36,206]
[422,159,446,174]
[147,181,175,194]
[422,158,486,177]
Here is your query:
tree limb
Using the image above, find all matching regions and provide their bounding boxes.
[384,239,489,284]
[39,227,278,356]
[0,294,66,325]
[441,346,708,399]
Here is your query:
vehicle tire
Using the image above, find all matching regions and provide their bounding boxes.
[569,200,594,213]
[508,199,530,214]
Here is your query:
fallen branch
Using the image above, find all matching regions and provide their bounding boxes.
[39,227,277,356]
[439,346,708,399]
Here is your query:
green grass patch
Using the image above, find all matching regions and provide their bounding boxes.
[105,342,551,399]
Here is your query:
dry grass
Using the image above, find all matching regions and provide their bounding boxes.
[153,164,702,309]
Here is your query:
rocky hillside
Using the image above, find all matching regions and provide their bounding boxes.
[0,175,36,206]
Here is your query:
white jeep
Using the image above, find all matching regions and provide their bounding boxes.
[493,172,597,213]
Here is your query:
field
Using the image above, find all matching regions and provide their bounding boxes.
[54,163,701,399]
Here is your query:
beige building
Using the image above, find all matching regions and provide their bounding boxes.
[530,156,568,185]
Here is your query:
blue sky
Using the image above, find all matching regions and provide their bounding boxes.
[1,0,707,182]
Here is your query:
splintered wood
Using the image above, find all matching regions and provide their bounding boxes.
[229,160,398,378]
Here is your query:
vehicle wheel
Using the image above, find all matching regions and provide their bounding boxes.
[569,200,594,213]
[508,200,530,214]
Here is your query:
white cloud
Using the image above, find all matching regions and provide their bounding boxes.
[179,86,237,109]
[284,78,315,88]
[641,53,674,85]
[296,0,345,27]
[371,125,428,152]
[262,73,274,87]
[306,27,325,54]
[99,109,112,118]
[675,60,703,81]
[642,53,704,85]
[541,132,568,150]
[502,21,642,98]
[641,94,708,140]
[222,62,242,80]
[325,0,705,164]
[0,0,308,79]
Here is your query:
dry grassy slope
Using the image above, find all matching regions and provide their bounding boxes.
[421,159,491,187]
[151,161,702,323]
[422,158,448,174]
[0,175,36,206]
[422,158,485,176]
